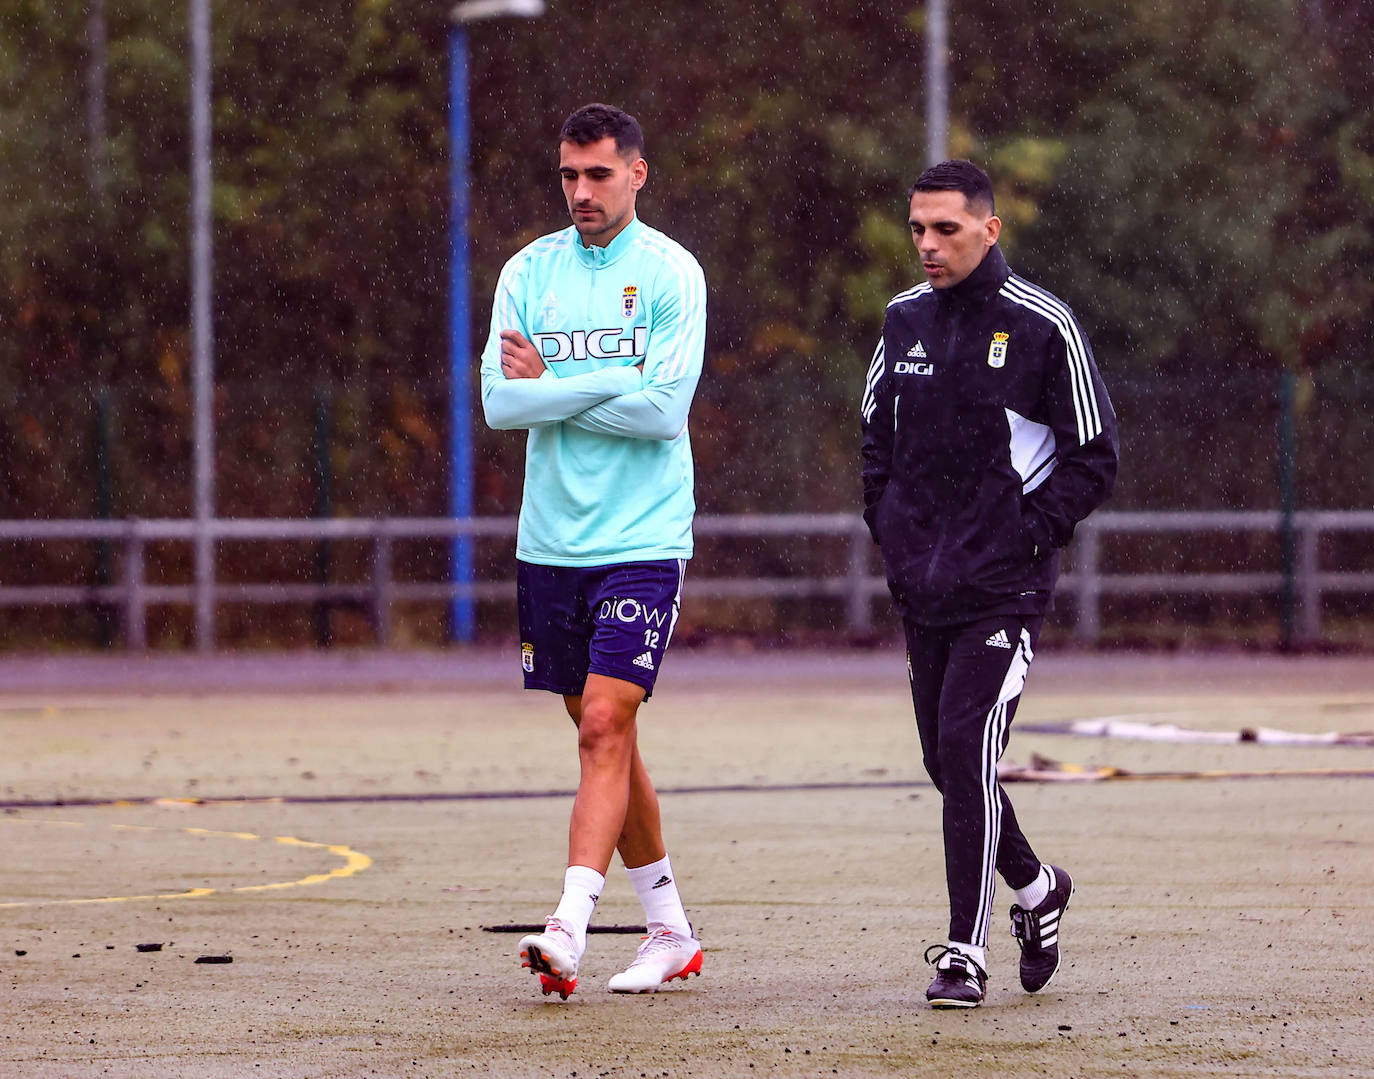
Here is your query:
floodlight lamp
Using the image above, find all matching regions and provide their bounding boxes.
[450,0,545,23]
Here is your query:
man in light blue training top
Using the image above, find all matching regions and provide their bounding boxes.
[480,103,706,1000]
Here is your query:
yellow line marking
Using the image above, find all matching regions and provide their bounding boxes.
[0,817,371,909]
[235,838,372,892]
[33,888,220,907]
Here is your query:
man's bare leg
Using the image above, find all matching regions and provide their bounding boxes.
[563,675,701,993]
[564,675,665,871]
[517,673,646,999]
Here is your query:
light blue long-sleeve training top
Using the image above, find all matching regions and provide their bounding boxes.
[480,216,707,567]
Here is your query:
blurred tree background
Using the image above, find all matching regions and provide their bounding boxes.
[0,0,1370,647]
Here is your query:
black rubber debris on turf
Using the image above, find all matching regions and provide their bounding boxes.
[194,955,233,964]
[135,943,163,952]
[481,924,647,934]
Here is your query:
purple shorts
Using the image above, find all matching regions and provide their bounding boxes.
[516,559,686,699]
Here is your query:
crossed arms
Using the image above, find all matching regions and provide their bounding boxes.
[479,269,705,442]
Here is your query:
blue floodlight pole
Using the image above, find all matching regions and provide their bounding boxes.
[447,0,544,644]
[447,23,476,644]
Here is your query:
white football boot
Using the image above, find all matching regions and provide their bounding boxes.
[607,925,703,993]
[518,918,583,1000]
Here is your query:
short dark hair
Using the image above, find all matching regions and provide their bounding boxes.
[908,159,995,215]
[558,103,645,160]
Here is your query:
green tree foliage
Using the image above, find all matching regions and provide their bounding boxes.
[1,0,1370,527]
[1000,0,1355,373]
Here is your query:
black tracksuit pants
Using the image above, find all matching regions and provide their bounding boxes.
[904,614,1045,948]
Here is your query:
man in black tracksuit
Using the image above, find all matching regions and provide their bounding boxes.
[860,160,1118,1008]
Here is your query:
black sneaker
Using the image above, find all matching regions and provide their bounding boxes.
[1010,864,1074,993]
[923,944,987,1009]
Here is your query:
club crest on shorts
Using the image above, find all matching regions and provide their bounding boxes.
[521,641,534,673]
[622,285,638,319]
[987,332,1009,369]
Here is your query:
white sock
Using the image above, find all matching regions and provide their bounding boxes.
[1014,865,1053,910]
[551,864,605,951]
[625,854,692,937]
[947,940,987,972]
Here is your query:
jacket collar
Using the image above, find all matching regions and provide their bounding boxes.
[571,215,643,268]
[935,242,1011,308]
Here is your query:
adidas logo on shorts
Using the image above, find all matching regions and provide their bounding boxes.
[632,651,656,671]
[985,629,1013,649]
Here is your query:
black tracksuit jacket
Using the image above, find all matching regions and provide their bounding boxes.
[860,244,1119,627]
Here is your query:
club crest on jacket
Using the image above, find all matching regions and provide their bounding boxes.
[988,332,1009,368]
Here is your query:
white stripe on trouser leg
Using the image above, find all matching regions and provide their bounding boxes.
[997,629,1035,705]
[975,701,1008,947]
[973,629,1035,947]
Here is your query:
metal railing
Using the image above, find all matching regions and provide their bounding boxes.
[1066,510,1374,644]
[0,510,1371,648]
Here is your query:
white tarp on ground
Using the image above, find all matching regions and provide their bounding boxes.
[1018,716,1374,746]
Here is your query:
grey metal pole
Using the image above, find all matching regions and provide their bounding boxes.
[189,0,215,650]
[1073,520,1103,646]
[85,0,109,201]
[1277,368,1298,651]
[844,520,873,635]
[122,520,148,652]
[925,0,948,166]
[1297,517,1320,645]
